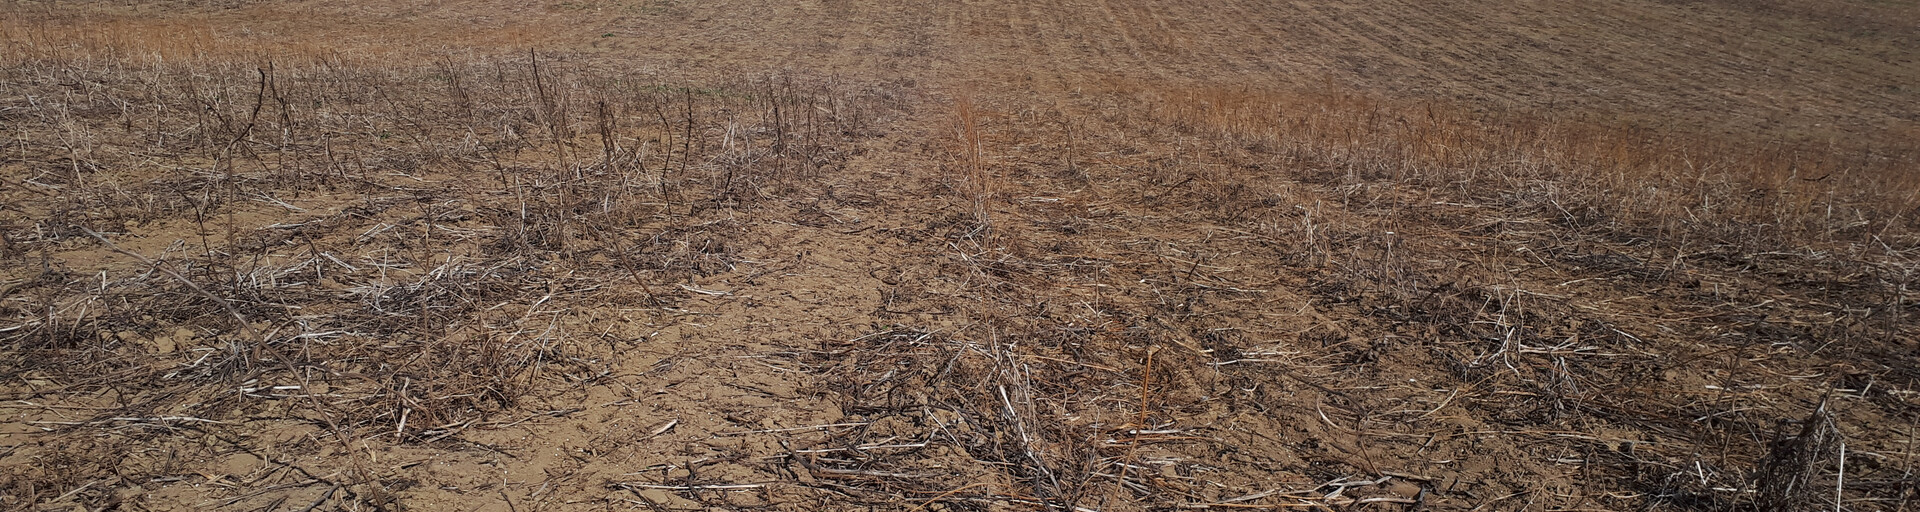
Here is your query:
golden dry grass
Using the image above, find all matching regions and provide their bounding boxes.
[1138,85,1920,249]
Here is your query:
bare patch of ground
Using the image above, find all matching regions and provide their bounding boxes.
[3,0,1918,510]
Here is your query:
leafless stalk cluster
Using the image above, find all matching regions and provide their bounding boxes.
[0,35,897,509]
[3,5,1916,511]
[831,86,1920,509]
[1755,398,1843,512]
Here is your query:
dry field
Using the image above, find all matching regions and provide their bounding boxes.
[3,0,1919,511]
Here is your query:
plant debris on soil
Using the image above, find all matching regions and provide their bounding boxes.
[3,1,1918,511]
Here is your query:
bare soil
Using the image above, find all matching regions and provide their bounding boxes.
[3,0,1918,511]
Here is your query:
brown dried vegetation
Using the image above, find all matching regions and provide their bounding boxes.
[3,1,1919,511]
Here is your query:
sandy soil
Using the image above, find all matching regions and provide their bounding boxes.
[3,0,1918,510]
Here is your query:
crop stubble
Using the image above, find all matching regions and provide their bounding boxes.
[2,0,1917,510]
